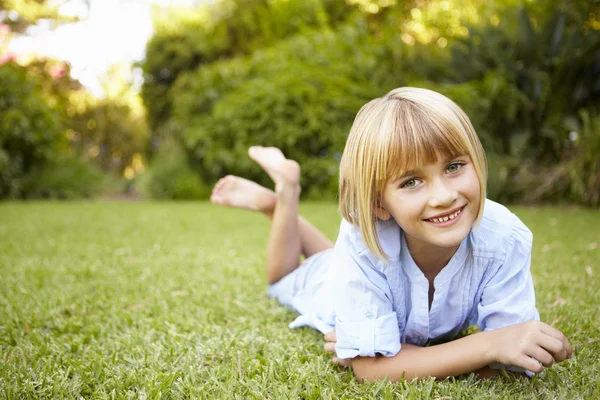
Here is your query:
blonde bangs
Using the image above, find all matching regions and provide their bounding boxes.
[384,99,474,183]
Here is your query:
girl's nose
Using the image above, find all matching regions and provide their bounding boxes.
[428,180,458,208]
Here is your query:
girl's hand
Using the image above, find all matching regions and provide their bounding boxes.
[488,320,573,373]
[324,328,352,367]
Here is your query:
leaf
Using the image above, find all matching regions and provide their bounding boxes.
[517,6,536,62]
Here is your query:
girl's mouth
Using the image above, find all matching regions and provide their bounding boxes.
[424,206,465,227]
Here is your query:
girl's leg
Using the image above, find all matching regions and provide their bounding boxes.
[210,176,333,258]
[249,146,336,284]
[296,216,335,259]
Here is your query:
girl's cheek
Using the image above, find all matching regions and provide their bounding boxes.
[459,172,481,197]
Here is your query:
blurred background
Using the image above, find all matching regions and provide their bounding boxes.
[0,0,598,205]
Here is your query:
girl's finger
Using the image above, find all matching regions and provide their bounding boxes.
[324,330,337,342]
[339,358,352,367]
[561,336,573,359]
[539,325,573,362]
[566,339,574,359]
[324,342,335,353]
[529,347,554,368]
[540,324,567,342]
[536,335,565,360]
[332,356,351,367]
[518,355,544,374]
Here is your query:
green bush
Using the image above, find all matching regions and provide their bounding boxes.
[436,5,600,205]
[562,110,600,206]
[67,85,150,176]
[0,62,63,198]
[138,140,208,200]
[139,0,599,205]
[22,155,106,199]
[141,0,354,134]
[171,27,401,198]
[462,111,600,207]
[448,6,600,160]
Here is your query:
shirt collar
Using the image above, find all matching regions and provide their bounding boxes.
[399,230,470,287]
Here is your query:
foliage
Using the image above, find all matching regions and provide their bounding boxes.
[0,0,76,33]
[3,0,598,204]
[505,110,600,206]
[566,110,600,205]
[440,5,600,205]
[66,64,150,177]
[171,26,405,198]
[138,139,207,200]
[22,155,106,199]
[155,2,600,203]
[448,6,600,160]
[0,62,63,198]
[0,56,147,199]
[141,0,354,134]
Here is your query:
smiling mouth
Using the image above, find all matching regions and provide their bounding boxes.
[424,206,465,223]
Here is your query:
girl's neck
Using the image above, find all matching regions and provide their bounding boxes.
[405,235,460,279]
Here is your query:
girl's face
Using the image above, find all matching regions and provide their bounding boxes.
[378,153,481,253]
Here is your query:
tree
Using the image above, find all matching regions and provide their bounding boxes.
[0,0,78,33]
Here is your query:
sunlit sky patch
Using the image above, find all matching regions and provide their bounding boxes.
[8,0,207,96]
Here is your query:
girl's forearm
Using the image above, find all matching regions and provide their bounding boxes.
[351,331,496,382]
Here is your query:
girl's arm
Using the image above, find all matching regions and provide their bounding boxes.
[350,334,492,382]
[326,321,572,382]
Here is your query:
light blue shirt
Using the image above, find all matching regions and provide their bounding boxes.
[268,199,540,361]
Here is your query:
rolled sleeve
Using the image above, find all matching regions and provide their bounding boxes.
[332,248,401,359]
[335,309,400,359]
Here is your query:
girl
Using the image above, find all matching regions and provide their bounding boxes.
[210,87,572,381]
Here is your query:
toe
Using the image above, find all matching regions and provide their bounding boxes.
[248,146,260,157]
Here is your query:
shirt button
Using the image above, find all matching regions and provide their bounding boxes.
[365,311,374,319]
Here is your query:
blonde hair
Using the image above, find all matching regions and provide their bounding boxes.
[339,87,487,262]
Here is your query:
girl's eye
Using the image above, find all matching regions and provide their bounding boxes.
[401,178,420,189]
[446,162,465,174]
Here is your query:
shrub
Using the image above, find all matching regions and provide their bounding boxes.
[22,155,106,199]
[563,110,600,206]
[66,79,150,177]
[141,0,354,134]
[448,6,600,160]
[171,27,399,198]
[138,140,208,200]
[466,111,600,207]
[0,62,63,198]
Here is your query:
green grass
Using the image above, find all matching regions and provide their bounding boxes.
[0,201,599,399]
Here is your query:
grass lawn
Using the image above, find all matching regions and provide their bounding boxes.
[0,201,599,399]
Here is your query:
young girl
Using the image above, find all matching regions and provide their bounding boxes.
[210,87,572,381]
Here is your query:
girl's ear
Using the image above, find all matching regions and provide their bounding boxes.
[375,205,391,221]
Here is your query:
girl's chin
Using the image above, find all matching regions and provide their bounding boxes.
[423,228,470,248]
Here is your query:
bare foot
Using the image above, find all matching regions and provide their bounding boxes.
[248,146,300,195]
[210,175,277,213]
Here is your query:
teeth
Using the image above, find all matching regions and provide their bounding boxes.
[429,208,462,223]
